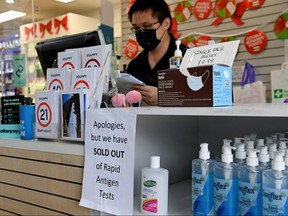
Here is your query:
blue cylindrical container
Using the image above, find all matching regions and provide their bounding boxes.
[19,105,35,140]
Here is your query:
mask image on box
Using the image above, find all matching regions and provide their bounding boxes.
[185,69,209,91]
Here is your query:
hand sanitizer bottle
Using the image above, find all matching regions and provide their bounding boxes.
[192,143,215,215]
[141,156,169,215]
[169,40,183,69]
[214,146,238,215]
[259,146,271,170]
[238,149,263,215]
[235,143,246,165]
[263,152,288,215]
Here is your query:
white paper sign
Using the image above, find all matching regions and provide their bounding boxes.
[180,40,240,68]
[80,109,137,215]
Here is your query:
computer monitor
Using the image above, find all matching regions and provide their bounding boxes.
[35,30,104,79]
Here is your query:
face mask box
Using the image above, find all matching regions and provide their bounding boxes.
[46,68,72,91]
[58,50,82,71]
[35,91,61,138]
[157,65,232,107]
[60,90,88,141]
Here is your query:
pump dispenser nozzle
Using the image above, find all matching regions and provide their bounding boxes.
[259,146,270,164]
[221,146,236,164]
[235,143,246,160]
[199,143,210,160]
[246,149,259,167]
[174,40,182,57]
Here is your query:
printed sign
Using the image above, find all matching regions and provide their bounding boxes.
[244,29,267,54]
[194,0,212,20]
[13,54,27,87]
[80,109,137,215]
[124,39,138,59]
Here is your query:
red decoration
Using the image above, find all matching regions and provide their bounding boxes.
[170,18,181,39]
[126,0,136,15]
[181,36,197,48]
[124,39,139,59]
[221,36,237,42]
[244,30,267,54]
[194,0,212,20]
[212,0,246,26]
[274,13,288,39]
[174,1,193,22]
[54,15,69,34]
[24,24,37,41]
[244,0,265,9]
[195,36,212,47]
[39,20,53,38]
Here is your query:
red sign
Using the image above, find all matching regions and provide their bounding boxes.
[124,39,139,59]
[194,0,212,20]
[244,0,265,9]
[195,35,212,47]
[244,30,267,54]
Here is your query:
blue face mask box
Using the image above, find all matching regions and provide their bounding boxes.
[157,65,232,107]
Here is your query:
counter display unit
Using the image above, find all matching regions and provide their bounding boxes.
[0,104,287,215]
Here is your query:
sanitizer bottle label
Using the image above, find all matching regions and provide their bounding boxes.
[192,173,214,215]
[263,187,288,216]
[214,177,238,215]
[238,181,262,215]
[142,180,158,213]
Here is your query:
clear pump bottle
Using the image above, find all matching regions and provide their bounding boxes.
[259,146,271,170]
[192,143,215,215]
[237,149,262,215]
[141,156,169,215]
[235,143,246,165]
[169,40,183,69]
[213,146,238,215]
[263,152,288,215]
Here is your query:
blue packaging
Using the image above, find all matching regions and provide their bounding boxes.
[19,105,35,140]
[192,143,215,215]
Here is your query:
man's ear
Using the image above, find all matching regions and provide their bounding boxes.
[162,17,171,30]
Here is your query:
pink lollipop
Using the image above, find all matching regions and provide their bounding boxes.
[125,90,142,107]
[111,93,126,107]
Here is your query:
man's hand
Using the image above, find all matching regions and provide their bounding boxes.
[132,85,158,105]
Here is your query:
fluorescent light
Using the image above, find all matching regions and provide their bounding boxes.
[0,10,26,23]
[5,0,15,4]
[56,0,75,3]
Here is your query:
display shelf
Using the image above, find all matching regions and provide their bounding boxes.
[133,103,288,117]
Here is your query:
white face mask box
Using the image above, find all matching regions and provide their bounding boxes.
[60,90,88,141]
[35,91,61,138]
[157,40,239,107]
[58,50,81,71]
[71,67,97,91]
[46,68,72,91]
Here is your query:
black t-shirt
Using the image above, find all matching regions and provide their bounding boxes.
[126,34,187,87]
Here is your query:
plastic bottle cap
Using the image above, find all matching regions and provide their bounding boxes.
[259,146,270,163]
[150,156,160,168]
[234,137,243,146]
[256,139,264,147]
[279,141,287,150]
[272,152,285,171]
[235,143,246,160]
[174,40,182,57]
[223,139,232,147]
[246,149,259,166]
[199,143,210,160]
[246,141,254,150]
[221,146,235,163]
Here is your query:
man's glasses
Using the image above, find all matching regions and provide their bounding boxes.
[130,21,161,34]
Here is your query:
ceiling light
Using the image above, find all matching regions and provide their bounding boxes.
[56,0,75,3]
[0,10,26,24]
[5,0,14,3]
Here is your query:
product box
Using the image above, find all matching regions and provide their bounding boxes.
[60,90,88,141]
[35,91,61,138]
[158,65,232,107]
[58,50,81,71]
[46,68,72,91]
[157,40,240,107]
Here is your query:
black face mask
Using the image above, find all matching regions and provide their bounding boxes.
[136,29,161,51]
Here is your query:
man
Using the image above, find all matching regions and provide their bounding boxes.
[126,0,187,105]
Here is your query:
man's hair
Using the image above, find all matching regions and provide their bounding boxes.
[128,0,172,31]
